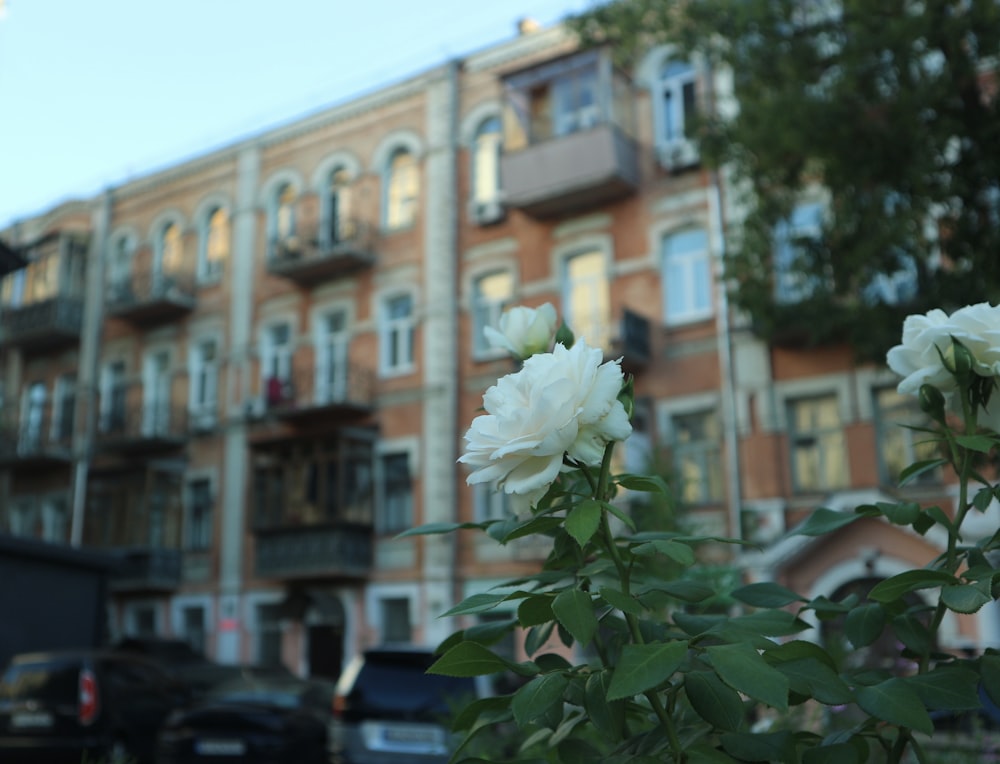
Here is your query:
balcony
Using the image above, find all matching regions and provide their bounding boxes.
[0,406,73,470]
[267,218,375,286]
[610,309,653,374]
[1,296,84,352]
[263,362,375,425]
[501,124,640,218]
[96,399,188,454]
[105,267,196,325]
[109,547,182,593]
[254,524,373,580]
[0,239,26,277]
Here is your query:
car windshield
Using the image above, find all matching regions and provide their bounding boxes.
[206,680,317,709]
[1,659,78,702]
[350,653,476,717]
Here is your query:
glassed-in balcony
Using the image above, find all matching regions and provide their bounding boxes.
[500,49,639,218]
[266,218,376,286]
[105,265,196,325]
[0,402,74,470]
[0,232,88,352]
[254,525,373,580]
[109,547,183,593]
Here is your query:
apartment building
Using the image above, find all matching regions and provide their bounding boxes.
[1,21,996,680]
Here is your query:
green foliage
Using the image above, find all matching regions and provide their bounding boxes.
[425,333,1000,762]
[569,0,1000,361]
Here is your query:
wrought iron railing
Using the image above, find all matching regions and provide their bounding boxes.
[254,524,373,579]
[106,266,196,310]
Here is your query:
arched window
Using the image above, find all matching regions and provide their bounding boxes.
[562,250,610,349]
[275,183,297,242]
[199,206,228,281]
[107,235,134,299]
[384,149,418,230]
[158,222,182,273]
[472,117,502,206]
[325,168,353,245]
[654,58,699,168]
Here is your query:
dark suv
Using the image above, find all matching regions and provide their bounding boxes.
[0,648,191,763]
[331,646,491,764]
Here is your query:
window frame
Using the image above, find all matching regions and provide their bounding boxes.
[774,201,826,304]
[378,290,416,377]
[189,336,220,427]
[470,269,514,360]
[197,205,229,284]
[376,450,413,536]
[661,227,713,325]
[664,408,725,506]
[561,248,611,350]
[653,57,699,167]
[787,393,849,493]
[872,386,942,487]
[383,148,419,231]
[185,476,214,552]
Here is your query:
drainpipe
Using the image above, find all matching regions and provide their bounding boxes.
[705,64,744,551]
[70,189,111,546]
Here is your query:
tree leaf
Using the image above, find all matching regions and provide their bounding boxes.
[793,507,869,537]
[518,595,555,628]
[867,570,957,603]
[511,673,570,728]
[802,743,863,764]
[731,582,805,608]
[898,459,948,488]
[524,622,555,656]
[905,666,982,711]
[855,678,933,735]
[616,473,670,494]
[707,643,789,710]
[607,641,688,700]
[982,654,1000,708]
[772,658,853,706]
[875,501,922,526]
[396,521,484,537]
[633,539,696,566]
[941,581,993,614]
[956,434,997,453]
[428,641,512,677]
[685,670,746,731]
[566,499,602,547]
[585,671,625,741]
[598,586,644,616]
[441,592,510,617]
[463,618,517,646]
[844,603,886,649]
[552,588,598,647]
[639,580,715,603]
[720,732,794,762]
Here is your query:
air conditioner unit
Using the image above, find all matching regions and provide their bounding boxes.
[470,199,505,226]
[658,141,700,172]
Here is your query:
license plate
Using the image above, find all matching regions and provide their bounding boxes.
[10,711,54,729]
[383,727,441,745]
[194,739,247,756]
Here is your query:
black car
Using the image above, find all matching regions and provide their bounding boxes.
[331,646,491,764]
[155,675,335,764]
[0,648,192,764]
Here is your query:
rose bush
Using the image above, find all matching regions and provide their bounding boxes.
[405,303,1000,764]
[483,302,559,359]
[459,337,632,515]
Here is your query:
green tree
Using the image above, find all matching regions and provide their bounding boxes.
[571,0,1000,360]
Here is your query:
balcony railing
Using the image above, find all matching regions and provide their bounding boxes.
[109,547,182,592]
[105,267,196,325]
[96,398,188,453]
[260,361,375,424]
[254,524,373,580]
[0,404,74,469]
[266,218,376,286]
[0,296,84,352]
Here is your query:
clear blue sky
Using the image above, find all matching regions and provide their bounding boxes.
[0,0,590,228]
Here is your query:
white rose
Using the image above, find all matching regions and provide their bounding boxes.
[459,339,632,515]
[887,303,1000,397]
[483,303,559,359]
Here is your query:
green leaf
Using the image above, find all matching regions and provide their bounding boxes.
[685,670,746,731]
[982,654,1000,708]
[566,499,602,547]
[844,603,886,649]
[440,592,509,617]
[640,580,715,603]
[793,507,870,537]
[552,589,598,647]
[875,501,922,526]
[973,486,996,512]
[720,732,794,762]
[616,473,670,494]
[765,640,837,670]
[501,515,564,542]
[868,570,958,603]
[802,743,863,764]
[633,539,696,566]
[534,652,573,672]
[707,643,789,710]
[686,744,740,763]
[772,658,853,706]
[855,678,933,734]
[942,581,993,614]
[517,595,554,628]
[924,505,955,534]
[598,586,644,616]
[585,671,625,741]
[600,500,637,531]
[956,434,997,453]
[891,614,933,656]
[395,521,483,538]
[726,609,809,638]
[428,642,512,677]
[898,459,948,488]
[463,618,517,646]
[511,673,570,728]
[607,641,688,700]
[451,695,512,732]
[905,666,982,711]
[524,622,555,656]
[731,582,805,608]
